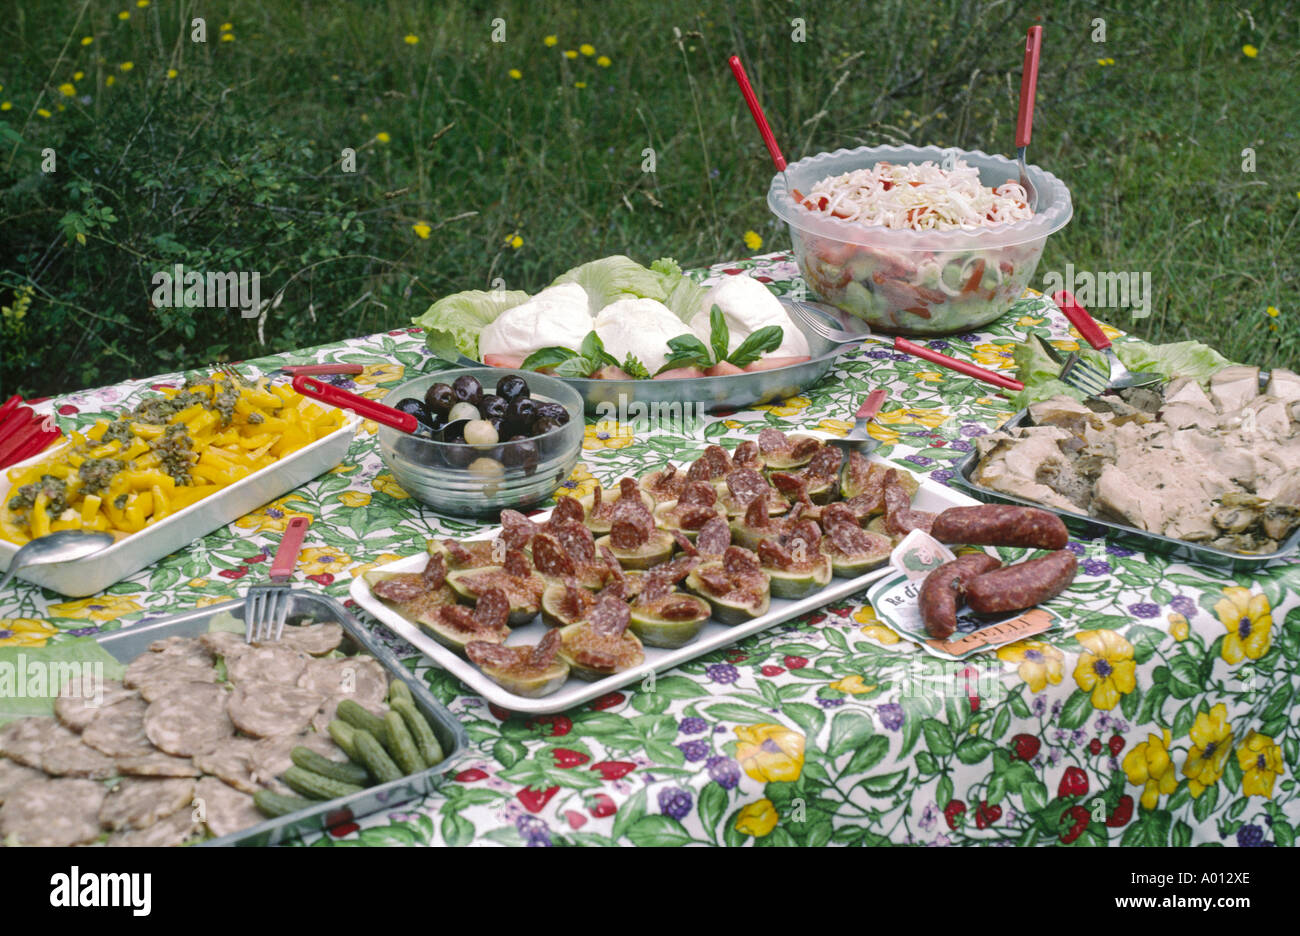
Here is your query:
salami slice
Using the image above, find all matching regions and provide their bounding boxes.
[114,752,200,778]
[725,468,768,505]
[695,516,732,556]
[41,737,117,779]
[676,505,718,530]
[743,496,771,529]
[882,469,935,535]
[297,657,388,709]
[588,595,631,637]
[474,586,512,630]
[789,437,824,461]
[804,446,843,479]
[466,640,518,669]
[503,548,532,578]
[685,445,732,482]
[193,737,260,793]
[55,676,135,732]
[732,440,761,468]
[144,683,236,754]
[420,553,448,590]
[196,776,263,839]
[499,510,540,549]
[105,806,200,847]
[671,530,697,555]
[0,758,42,805]
[532,628,563,667]
[371,572,425,602]
[598,545,626,584]
[722,546,762,577]
[647,555,698,587]
[442,539,474,566]
[274,622,346,657]
[642,463,686,499]
[550,520,596,561]
[757,427,788,454]
[769,471,807,498]
[785,519,824,555]
[226,682,323,739]
[757,539,794,570]
[696,566,734,595]
[83,696,156,758]
[550,495,585,526]
[679,481,718,507]
[660,597,708,620]
[532,533,576,577]
[610,517,649,550]
[821,502,858,529]
[99,777,195,832]
[829,521,878,556]
[617,477,641,501]
[226,646,311,686]
[0,778,105,846]
[637,573,673,603]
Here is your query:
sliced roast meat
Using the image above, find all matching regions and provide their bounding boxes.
[99,777,196,832]
[226,682,324,739]
[144,682,235,755]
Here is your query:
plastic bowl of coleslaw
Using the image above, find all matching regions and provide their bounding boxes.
[768,144,1072,335]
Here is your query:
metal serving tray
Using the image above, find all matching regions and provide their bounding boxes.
[94,592,466,846]
[951,408,1300,572]
[351,453,984,714]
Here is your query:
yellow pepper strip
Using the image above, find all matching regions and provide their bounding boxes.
[125,469,175,492]
[1,520,30,545]
[81,494,102,526]
[30,493,51,537]
[86,422,109,443]
[131,422,165,440]
[149,484,170,521]
[67,453,86,468]
[118,439,149,461]
[50,517,84,532]
[89,441,122,459]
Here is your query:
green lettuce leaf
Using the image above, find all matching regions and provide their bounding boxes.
[0,638,127,724]
[412,289,530,362]
[1113,339,1231,381]
[552,255,668,315]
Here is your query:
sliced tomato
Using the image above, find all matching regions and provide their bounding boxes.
[652,366,706,380]
[482,353,525,368]
[742,356,810,372]
[705,361,745,377]
[591,365,632,380]
[961,259,986,295]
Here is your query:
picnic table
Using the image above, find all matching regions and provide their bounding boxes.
[5,253,1296,847]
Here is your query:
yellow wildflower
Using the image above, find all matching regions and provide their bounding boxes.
[734,799,779,837]
[404,34,419,45]
[998,640,1064,692]
[507,234,524,248]
[81,36,94,45]
[74,71,84,80]
[137,0,150,6]
[1072,629,1136,710]
[544,35,558,47]
[0,619,59,648]
[579,44,595,56]
[1122,730,1177,810]
[1238,731,1284,799]
[58,83,77,97]
[412,222,431,239]
[734,723,805,782]
[220,33,234,42]
[564,50,578,59]
[1266,306,1279,317]
[0,102,11,111]
[375,132,391,144]
[573,81,587,89]
[508,69,522,80]
[36,108,52,118]
[743,230,763,251]
[1242,44,1258,58]
[119,61,134,71]
[597,55,611,67]
[220,22,233,31]
[1183,703,1232,798]
[105,76,116,86]
[1095,57,1115,66]
[1215,586,1271,663]
[118,10,130,20]
[166,69,178,79]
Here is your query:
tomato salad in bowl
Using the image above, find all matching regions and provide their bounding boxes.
[768,144,1072,335]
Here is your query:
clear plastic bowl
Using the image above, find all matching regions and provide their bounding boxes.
[377,368,583,519]
[768,145,1072,335]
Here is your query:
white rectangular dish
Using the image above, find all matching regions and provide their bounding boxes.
[0,417,360,597]
[350,455,982,714]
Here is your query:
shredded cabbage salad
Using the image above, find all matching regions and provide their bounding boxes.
[799,159,1033,230]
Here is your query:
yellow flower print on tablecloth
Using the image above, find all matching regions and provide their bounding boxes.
[1015,315,1045,327]
[48,595,142,622]
[875,406,948,430]
[971,343,1018,370]
[998,640,1064,693]
[194,595,228,608]
[854,604,902,645]
[1184,703,1232,798]
[751,395,809,418]
[235,497,312,533]
[353,363,405,387]
[734,799,779,837]
[0,619,58,647]
[1168,612,1189,641]
[337,491,371,508]
[723,419,746,430]
[1072,629,1136,710]
[372,473,410,499]
[1237,731,1284,799]
[911,371,946,384]
[582,420,634,451]
[1049,339,1080,353]
[734,723,804,783]
[814,418,853,436]
[1068,321,1122,342]
[297,547,352,577]
[349,553,405,580]
[829,675,875,695]
[1215,586,1271,663]
[553,462,599,500]
[1122,730,1177,810]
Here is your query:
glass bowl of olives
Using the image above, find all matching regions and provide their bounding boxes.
[376,368,583,518]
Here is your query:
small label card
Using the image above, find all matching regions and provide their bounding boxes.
[888,529,956,581]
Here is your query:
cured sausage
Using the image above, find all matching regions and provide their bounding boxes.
[531,533,577,576]
[550,495,585,526]
[725,468,768,505]
[931,505,1069,550]
[965,550,1078,614]
[732,440,762,469]
[918,553,1003,639]
[695,517,732,556]
[685,445,732,482]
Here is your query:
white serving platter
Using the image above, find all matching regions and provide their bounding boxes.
[0,417,360,597]
[350,452,982,714]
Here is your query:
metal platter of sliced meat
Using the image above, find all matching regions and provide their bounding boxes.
[82,695,156,758]
[114,752,201,778]
[193,737,261,793]
[0,777,106,846]
[98,777,196,832]
[226,682,325,738]
[144,682,235,756]
[105,806,202,847]
[54,676,135,732]
[296,657,388,709]
[225,645,311,686]
[196,776,263,839]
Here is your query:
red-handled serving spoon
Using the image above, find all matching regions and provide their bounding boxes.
[292,375,418,433]
[728,55,803,201]
[1016,25,1043,209]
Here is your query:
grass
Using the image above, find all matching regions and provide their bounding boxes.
[0,0,1296,396]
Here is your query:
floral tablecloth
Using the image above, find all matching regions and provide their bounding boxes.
[5,253,1297,847]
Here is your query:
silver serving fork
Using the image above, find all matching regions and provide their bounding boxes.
[244,515,310,643]
[1052,291,1162,392]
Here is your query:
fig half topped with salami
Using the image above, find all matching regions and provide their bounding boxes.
[422,586,513,654]
[558,592,645,680]
[683,444,733,483]
[717,467,789,518]
[882,468,935,537]
[365,555,459,630]
[445,550,545,626]
[755,520,832,598]
[579,478,657,535]
[756,428,824,470]
[627,569,711,649]
[529,528,610,588]
[654,481,726,541]
[819,503,893,578]
[684,546,772,625]
[427,538,501,570]
[639,462,688,501]
[777,445,843,505]
[466,629,570,698]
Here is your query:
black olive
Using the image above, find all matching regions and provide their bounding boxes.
[503,435,539,474]
[488,416,504,437]
[479,393,508,421]
[451,374,483,406]
[393,397,433,427]
[444,442,475,469]
[424,382,454,417]
[533,401,570,425]
[505,396,536,433]
[532,416,561,436]
[496,374,530,403]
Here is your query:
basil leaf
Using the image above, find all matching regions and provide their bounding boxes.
[554,355,598,378]
[621,354,650,380]
[578,330,618,370]
[709,304,730,365]
[727,326,785,368]
[657,334,713,373]
[521,346,580,371]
